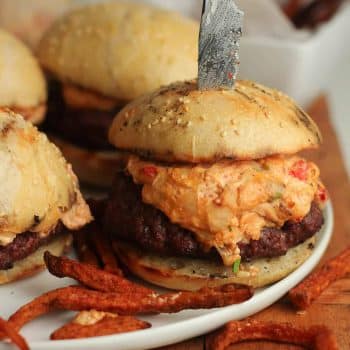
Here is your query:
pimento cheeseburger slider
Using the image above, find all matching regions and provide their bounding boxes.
[36,1,198,187]
[104,80,327,290]
[0,109,91,284]
[0,29,47,124]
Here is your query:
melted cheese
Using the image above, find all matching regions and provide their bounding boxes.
[61,186,92,231]
[73,310,117,326]
[128,156,324,266]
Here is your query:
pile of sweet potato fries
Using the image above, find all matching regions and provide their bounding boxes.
[282,0,344,29]
[1,199,349,349]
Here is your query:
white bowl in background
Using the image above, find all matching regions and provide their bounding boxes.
[239,2,350,107]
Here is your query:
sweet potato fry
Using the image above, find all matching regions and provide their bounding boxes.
[8,286,130,332]
[8,285,138,331]
[73,199,123,275]
[72,224,100,268]
[44,252,152,295]
[283,0,304,18]
[8,287,65,331]
[89,224,124,276]
[7,286,138,332]
[207,320,338,350]
[51,310,150,340]
[52,284,253,315]
[289,246,350,309]
[0,317,29,350]
[9,284,252,331]
[291,0,344,29]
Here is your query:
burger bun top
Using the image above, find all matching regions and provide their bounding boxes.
[37,1,198,101]
[109,80,322,163]
[0,29,46,109]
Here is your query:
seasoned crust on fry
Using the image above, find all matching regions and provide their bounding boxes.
[8,284,252,333]
[44,251,153,295]
[53,284,252,314]
[289,246,350,309]
[0,317,29,350]
[207,320,338,350]
[89,225,123,276]
[114,238,315,290]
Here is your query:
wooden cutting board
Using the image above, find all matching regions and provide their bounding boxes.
[159,96,350,350]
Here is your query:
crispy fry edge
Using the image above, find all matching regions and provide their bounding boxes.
[207,320,338,350]
[0,317,29,350]
[44,251,153,295]
[289,246,350,309]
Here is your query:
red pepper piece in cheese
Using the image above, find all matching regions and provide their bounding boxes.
[289,160,308,181]
[316,185,327,203]
[142,166,158,178]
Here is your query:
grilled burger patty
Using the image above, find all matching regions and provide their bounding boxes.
[43,82,118,150]
[104,174,324,262]
[0,223,63,270]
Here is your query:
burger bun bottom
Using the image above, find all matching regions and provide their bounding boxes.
[0,233,72,285]
[114,237,316,290]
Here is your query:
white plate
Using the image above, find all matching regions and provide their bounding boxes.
[0,202,333,350]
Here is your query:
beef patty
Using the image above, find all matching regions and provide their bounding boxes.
[104,174,324,262]
[0,223,63,270]
[43,81,120,150]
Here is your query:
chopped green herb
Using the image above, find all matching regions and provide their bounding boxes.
[232,259,241,274]
[228,225,233,232]
[272,192,283,200]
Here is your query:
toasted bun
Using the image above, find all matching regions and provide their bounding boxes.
[114,238,315,290]
[110,80,322,163]
[50,136,127,188]
[0,29,46,112]
[0,233,72,285]
[0,109,91,245]
[37,1,198,101]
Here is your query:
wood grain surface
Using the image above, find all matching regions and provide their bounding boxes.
[158,96,350,350]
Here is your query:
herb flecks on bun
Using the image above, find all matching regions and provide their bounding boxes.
[109,80,321,163]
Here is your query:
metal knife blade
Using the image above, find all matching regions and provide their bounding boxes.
[198,0,244,90]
